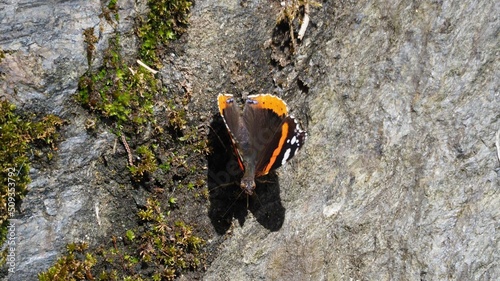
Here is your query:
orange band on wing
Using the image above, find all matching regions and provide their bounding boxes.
[248,94,288,116]
[218,94,233,115]
[262,122,289,175]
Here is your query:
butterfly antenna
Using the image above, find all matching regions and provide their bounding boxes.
[252,191,264,210]
[221,188,246,219]
[207,124,228,150]
[208,181,238,193]
[255,178,275,184]
[254,177,274,209]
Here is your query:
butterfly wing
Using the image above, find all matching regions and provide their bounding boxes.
[218,94,245,170]
[243,94,306,177]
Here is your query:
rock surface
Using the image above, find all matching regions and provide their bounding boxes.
[1,0,139,280]
[192,0,500,280]
[0,0,499,280]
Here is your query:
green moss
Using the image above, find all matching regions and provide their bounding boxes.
[101,0,120,26]
[38,243,96,281]
[136,198,205,277]
[55,1,208,278]
[137,0,192,67]
[77,35,159,128]
[178,125,210,155]
[125,229,136,242]
[39,198,205,280]
[129,145,158,178]
[0,100,64,247]
[75,0,209,188]
[107,0,118,11]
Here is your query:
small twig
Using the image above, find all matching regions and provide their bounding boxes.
[112,138,117,154]
[297,2,310,41]
[121,135,134,167]
[289,19,297,53]
[496,128,500,164]
[128,67,136,75]
[95,202,101,226]
[137,59,158,74]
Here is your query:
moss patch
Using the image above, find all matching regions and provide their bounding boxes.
[0,100,65,251]
[37,243,96,281]
[129,145,158,178]
[77,35,159,128]
[49,0,210,279]
[137,0,192,67]
[38,198,205,281]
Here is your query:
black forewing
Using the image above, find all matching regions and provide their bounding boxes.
[218,94,244,166]
[219,97,241,140]
[243,104,287,176]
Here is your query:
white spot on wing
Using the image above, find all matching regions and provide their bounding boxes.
[281,148,292,166]
[291,136,297,145]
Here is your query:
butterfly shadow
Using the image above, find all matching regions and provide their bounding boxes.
[207,114,286,235]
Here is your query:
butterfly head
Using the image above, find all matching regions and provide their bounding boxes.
[240,177,256,195]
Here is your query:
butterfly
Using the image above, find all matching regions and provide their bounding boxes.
[217,94,307,195]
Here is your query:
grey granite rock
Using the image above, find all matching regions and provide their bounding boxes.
[0,0,498,280]
[0,0,137,280]
[195,0,500,280]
